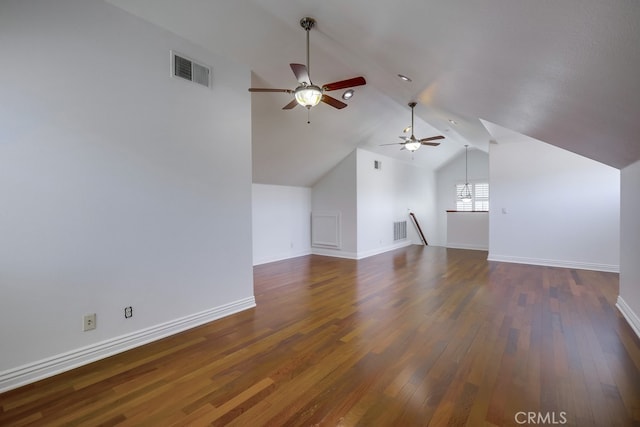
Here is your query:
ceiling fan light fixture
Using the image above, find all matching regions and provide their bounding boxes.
[294,85,322,108]
[404,141,421,152]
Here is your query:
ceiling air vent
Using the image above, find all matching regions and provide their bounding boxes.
[171,51,210,88]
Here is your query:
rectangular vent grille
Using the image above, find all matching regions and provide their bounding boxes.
[171,51,210,87]
[192,63,209,86]
[174,55,192,80]
[374,160,382,170]
[394,221,407,241]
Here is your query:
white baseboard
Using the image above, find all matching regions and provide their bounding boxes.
[616,296,640,340]
[311,241,414,260]
[311,247,358,260]
[447,243,489,251]
[253,249,312,266]
[487,254,619,273]
[0,297,256,393]
[356,241,413,259]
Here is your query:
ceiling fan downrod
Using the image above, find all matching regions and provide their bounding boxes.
[409,102,417,138]
[300,17,315,82]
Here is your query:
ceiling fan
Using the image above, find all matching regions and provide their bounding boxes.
[248,17,366,112]
[381,102,444,152]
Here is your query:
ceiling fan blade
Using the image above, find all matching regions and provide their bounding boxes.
[282,99,299,110]
[290,63,311,84]
[398,136,410,141]
[379,142,404,146]
[323,76,367,91]
[248,88,294,93]
[321,94,347,109]
[421,142,441,147]
[419,135,445,142]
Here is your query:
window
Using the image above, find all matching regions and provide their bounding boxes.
[455,182,489,211]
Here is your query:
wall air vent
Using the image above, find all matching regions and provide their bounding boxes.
[394,221,407,241]
[171,51,210,88]
[374,160,382,170]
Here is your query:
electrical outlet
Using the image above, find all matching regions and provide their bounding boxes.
[83,313,96,331]
[124,306,133,319]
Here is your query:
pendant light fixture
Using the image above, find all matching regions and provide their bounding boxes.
[458,145,472,202]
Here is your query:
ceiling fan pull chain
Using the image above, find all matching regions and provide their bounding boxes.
[307,109,311,124]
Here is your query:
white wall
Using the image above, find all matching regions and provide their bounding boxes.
[252,184,311,265]
[311,148,436,259]
[618,159,640,338]
[311,150,358,257]
[0,0,254,391]
[488,133,620,271]
[356,149,437,257]
[435,148,490,246]
[447,212,489,250]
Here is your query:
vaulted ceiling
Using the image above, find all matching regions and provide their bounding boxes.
[109,0,640,187]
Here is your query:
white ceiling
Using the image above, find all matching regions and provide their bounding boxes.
[109,0,640,187]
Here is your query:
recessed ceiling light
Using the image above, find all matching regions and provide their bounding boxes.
[403,126,412,133]
[397,74,412,82]
[448,119,458,125]
[342,89,354,100]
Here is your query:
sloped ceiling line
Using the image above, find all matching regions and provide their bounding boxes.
[108,0,640,185]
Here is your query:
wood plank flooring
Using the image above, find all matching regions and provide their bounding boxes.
[1,246,639,426]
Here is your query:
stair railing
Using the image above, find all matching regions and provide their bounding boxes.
[409,212,428,245]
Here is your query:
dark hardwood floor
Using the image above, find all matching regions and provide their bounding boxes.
[1,246,639,426]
